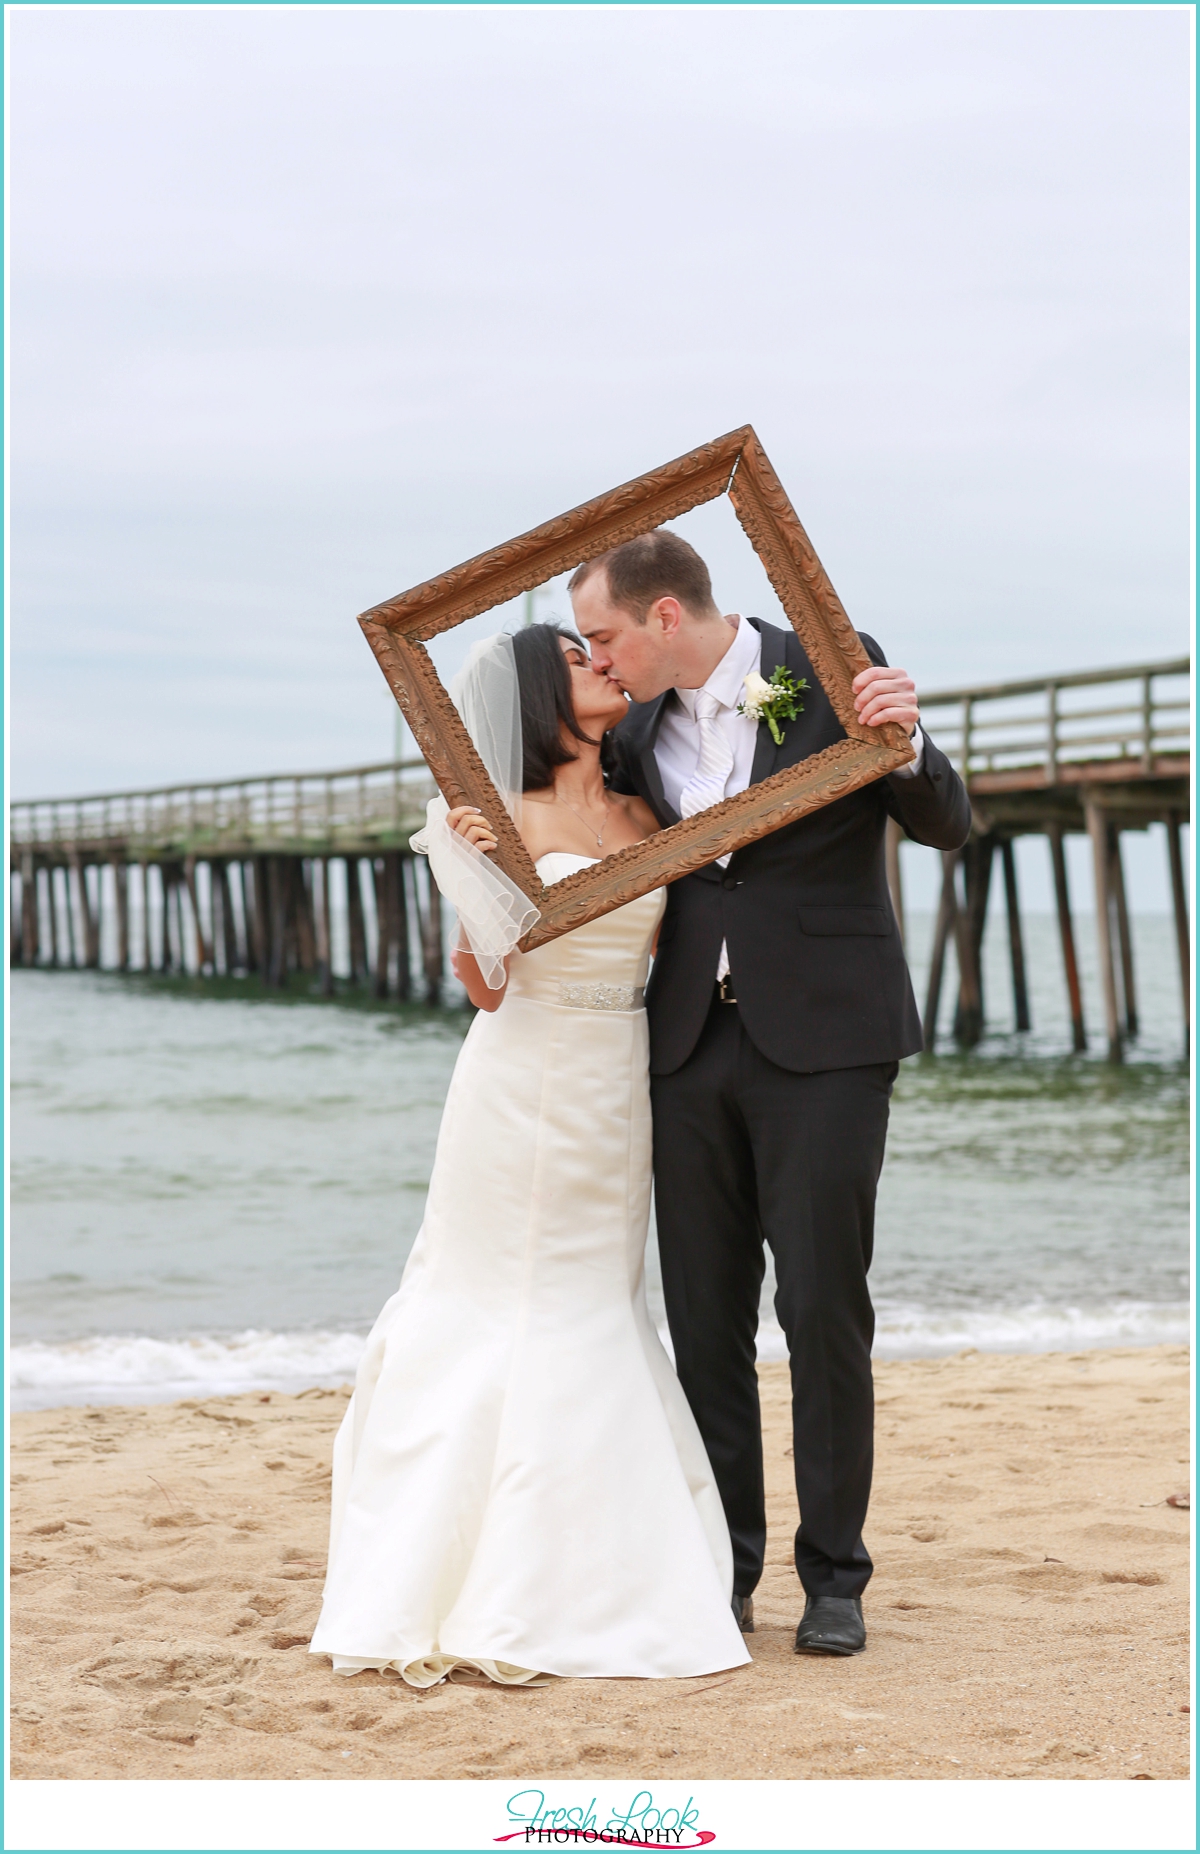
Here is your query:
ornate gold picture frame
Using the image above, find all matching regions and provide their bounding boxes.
[359,425,914,950]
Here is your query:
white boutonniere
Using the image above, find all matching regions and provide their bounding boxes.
[737,666,809,747]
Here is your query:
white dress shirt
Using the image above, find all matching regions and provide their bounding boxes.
[652,616,925,981]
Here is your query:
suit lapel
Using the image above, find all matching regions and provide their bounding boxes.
[747,618,790,786]
[627,693,676,824]
[620,616,807,825]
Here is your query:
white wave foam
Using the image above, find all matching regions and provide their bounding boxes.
[872,1300,1191,1360]
[754,1301,1191,1364]
[8,1329,367,1412]
[10,1301,1190,1411]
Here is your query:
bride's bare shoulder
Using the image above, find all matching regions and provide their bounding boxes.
[517,790,564,860]
[610,792,662,840]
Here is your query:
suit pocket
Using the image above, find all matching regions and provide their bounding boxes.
[798,905,890,937]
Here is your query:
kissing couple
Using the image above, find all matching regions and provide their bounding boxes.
[310,529,970,1686]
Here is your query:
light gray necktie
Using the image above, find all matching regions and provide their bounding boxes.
[679,689,735,819]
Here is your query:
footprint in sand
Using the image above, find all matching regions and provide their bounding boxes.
[82,1644,256,1695]
[144,1509,210,1530]
[246,1593,288,1617]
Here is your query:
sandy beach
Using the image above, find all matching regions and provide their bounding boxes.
[10,1345,1190,1781]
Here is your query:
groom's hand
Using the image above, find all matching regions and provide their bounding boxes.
[852,665,919,737]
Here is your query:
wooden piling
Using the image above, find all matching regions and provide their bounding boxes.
[1084,798,1122,1062]
[236,863,253,971]
[1107,828,1137,1039]
[953,834,994,1048]
[263,857,280,983]
[175,864,190,973]
[168,867,183,972]
[68,864,84,966]
[138,866,151,970]
[163,865,183,972]
[372,858,392,999]
[60,863,80,966]
[1166,810,1190,1057]
[217,862,239,974]
[142,866,156,970]
[264,857,287,987]
[131,863,147,971]
[248,863,260,973]
[166,863,180,971]
[295,860,318,973]
[145,865,162,971]
[421,866,444,1006]
[11,867,21,964]
[923,850,959,1049]
[280,860,300,975]
[163,866,178,972]
[1000,838,1031,1032]
[31,866,43,965]
[86,865,101,968]
[48,868,60,965]
[184,856,213,973]
[179,872,192,972]
[395,854,412,1001]
[347,858,368,987]
[113,861,129,971]
[64,862,80,967]
[313,858,333,997]
[70,867,86,971]
[1047,825,1086,1052]
[951,879,978,1046]
[284,857,301,977]
[21,855,38,966]
[885,817,905,945]
[159,868,172,971]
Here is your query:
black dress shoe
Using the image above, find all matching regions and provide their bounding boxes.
[794,1596,865,1656]
[732,1595,754,1633]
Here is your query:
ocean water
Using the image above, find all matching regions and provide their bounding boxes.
[8,913,1190,1410]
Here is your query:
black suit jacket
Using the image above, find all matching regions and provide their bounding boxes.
[607,618,972,1076]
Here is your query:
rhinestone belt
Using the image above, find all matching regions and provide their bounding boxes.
[557,982,645,1013]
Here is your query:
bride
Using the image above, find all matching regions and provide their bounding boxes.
[309,624,750,1687]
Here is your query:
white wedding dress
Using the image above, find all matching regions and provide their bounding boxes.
[310,854,750,1686]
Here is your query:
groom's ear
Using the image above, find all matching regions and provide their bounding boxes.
[647,595,683,638]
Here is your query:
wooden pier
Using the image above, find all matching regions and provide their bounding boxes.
[902,655,1190,1060]
[9,655,1191,1055]
[7,759,447,1002]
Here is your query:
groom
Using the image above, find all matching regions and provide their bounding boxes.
[570,530,970,1656]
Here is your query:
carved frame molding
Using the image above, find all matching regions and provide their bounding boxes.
[359,425,914,950]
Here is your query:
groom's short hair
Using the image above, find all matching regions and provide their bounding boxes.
[569,529,717,624]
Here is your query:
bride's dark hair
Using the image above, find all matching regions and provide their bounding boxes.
[511,622,604,793]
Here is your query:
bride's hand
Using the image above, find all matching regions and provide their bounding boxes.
[447,805,499,853]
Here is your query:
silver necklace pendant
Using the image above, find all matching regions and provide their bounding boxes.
[558,792,606,849]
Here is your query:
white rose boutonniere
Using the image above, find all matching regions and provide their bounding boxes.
[737,666,809,747]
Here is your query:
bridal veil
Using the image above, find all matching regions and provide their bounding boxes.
[409,631,540,988]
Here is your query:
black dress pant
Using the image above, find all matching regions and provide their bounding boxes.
[651,993,896,1601]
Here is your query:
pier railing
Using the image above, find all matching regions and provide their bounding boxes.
[917,656,1190,789]
[9,653,1190,1058]
[12,657,1189,859]
[10,759,440,859]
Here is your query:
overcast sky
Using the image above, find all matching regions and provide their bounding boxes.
[10,3,1192,848]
